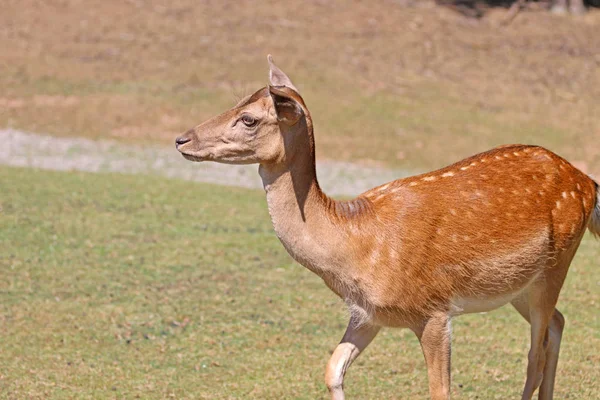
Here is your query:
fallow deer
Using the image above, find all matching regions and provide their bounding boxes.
[175,55,600,400]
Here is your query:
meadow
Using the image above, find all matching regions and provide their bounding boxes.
[1,167,598,399]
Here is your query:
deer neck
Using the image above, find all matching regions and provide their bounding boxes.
[259,148,342,276]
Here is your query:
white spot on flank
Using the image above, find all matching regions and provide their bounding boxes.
[449,208,457,216]
[470,162,478,167]
[576,183,582,190]
[513,152,520,156]
[503,153,511,158]
[442,171,454,177]
[570,191,576,199]
[525,188,532,194]
[422,176,436,182]
[460,166,470,171]
[562,192,568,199]
[480,158,487,163]
[556,200,561,209]
[495,155,502,160]
[409,181,418,187]
[369,249,380,265]
[390,187,400,193]
[379,184,390,191]
[498,188,505,193]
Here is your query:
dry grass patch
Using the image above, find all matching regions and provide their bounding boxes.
[1,0,599,174]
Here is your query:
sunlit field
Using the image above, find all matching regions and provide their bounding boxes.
[1,167,598,399]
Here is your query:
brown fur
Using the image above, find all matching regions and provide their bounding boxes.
[175,56,598,400]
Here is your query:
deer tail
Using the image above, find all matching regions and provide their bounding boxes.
[589,180,600,238]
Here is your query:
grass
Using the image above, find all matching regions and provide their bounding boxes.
[1,1,600,174]
[1,166,598,399]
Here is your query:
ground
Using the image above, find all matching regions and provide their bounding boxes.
[1,167,598,399]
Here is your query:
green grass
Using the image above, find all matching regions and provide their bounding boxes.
[1,167,598,399]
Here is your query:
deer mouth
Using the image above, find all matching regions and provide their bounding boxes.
[181,153,204,162]
[176,142,209,162]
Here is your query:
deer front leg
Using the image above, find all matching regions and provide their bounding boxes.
[551,0,568,14]
[325,319,380,400]
[414,314,452,400]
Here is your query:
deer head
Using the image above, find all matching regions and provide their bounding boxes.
[172,54,600,400]
[175,55,314,168]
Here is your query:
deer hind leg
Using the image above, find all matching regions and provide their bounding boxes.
[568,0,586,15]
[538,309,565,400]
[413,313,452,400]
[325,319,380,400]
[511,292,552,400]
[512,293,566,400]
[511,269,567,400]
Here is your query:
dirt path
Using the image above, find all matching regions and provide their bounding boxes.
[0,129,414,196]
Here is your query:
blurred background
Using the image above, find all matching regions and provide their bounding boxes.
[2,0,599,174]
[1,1,599,399]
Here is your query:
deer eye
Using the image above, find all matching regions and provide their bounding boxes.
[241,114,257,127]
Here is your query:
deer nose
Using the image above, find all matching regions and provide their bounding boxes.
[175,136,191,146]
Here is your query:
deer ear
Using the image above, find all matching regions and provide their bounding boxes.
[268,55,299,93]
[269,85,303,126]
